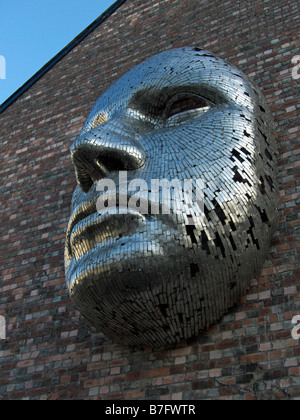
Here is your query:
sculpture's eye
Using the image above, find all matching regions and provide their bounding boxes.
[90,113,108,129]
[164,93,211,124]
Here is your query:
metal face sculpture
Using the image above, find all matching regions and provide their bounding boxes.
[65,48,279,347]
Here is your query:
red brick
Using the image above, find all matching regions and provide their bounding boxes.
[216,340,239,350]
[240,353,267,364]
[148,368,170,378]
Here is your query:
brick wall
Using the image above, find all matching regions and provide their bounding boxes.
[0,0,299,400]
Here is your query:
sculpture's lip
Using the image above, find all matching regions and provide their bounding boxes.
[66,198,97,259]
[66,193,154,261]
[69,207,146,260]
[65,191,181,264]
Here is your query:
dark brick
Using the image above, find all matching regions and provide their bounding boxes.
[236,374,254,384]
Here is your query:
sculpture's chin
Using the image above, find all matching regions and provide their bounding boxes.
[65,222,270,348]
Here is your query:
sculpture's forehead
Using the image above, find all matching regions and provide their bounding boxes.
[97,48,253,108]
[117,48,245,87]
[83,48,257,134]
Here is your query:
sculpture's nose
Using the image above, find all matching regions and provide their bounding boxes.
[70,117,146,193]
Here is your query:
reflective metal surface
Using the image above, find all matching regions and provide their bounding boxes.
[65,48,279,347]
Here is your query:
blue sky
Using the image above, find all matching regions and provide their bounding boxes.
[0,0,115,104]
